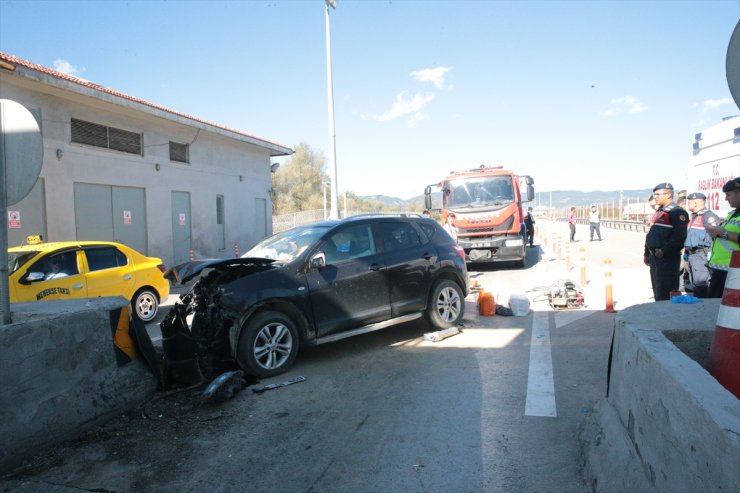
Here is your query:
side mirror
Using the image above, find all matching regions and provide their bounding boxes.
[527,185,535,202]
[310,252,327,269]
[21,272,45,285]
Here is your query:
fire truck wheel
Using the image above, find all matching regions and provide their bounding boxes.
[426,279,464,330]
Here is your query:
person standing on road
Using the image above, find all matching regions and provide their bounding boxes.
[643,183,689,301]
[443,212,458,242]
[683,192,720,298]
[568,207,576,242]
[524,206,535,247]
[705,177,740,298]
[589,205,602,241]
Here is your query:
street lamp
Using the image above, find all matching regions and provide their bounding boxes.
[325,0,339,220]
[322,181,331,219]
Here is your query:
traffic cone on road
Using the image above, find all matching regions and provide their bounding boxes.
[708,251,740,398]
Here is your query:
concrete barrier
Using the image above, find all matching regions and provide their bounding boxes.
[0,298,157,473]
[581,299,740,492]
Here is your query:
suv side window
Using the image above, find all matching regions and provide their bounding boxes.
[321,224,376,264]
[84,246,128,272]
[414,220,436,244]
[378,221,422,252]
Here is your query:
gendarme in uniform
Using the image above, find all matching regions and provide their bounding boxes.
[644,182,689,301]
[683,192,720,298]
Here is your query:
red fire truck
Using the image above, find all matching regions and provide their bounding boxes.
[424,165,535,266]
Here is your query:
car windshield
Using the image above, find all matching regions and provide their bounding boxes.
[243,224,331,263]
[444,176,514,208]
[7,251,40,275]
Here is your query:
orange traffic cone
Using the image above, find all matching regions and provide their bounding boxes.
[708,250,740,398]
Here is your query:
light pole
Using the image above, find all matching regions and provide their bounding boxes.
[322,181,330,219]
[325,0,339,220]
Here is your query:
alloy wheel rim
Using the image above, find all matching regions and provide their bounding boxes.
[254,322,293,370]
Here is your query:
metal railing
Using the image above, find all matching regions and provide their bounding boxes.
[554,217,650,233]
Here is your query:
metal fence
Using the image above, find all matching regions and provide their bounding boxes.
[272,209,367,233]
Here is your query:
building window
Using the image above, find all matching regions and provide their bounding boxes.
[71,118,142,155]
[216,195,226,250]
[169,141,189,163]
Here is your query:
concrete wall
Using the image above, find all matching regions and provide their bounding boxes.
[581,299,740,492]
[0,67,288,267]
[0,298,157,473]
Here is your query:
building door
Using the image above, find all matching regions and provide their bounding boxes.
[75,183,114,239]
[112,187,147,253]
[74,183,148,253]
[7,178,46,246]
[171,191,191,265]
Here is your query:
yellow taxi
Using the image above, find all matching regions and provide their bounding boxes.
[8,236,170,322]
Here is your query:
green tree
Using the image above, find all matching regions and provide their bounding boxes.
[272,142,329,215]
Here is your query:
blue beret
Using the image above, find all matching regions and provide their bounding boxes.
[687,192,706,200]
[722,177,740,192]
[653,182,674,192]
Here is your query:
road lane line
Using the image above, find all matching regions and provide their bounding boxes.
[525,309,557,417]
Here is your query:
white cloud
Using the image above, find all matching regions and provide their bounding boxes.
[602,95,647,117]
[370,91,435,122]
[52,59,81,76]
[702,98,734,112]
[410,66,452,90]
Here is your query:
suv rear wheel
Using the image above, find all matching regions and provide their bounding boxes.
[425,279,464,329]
[237,311,299,378]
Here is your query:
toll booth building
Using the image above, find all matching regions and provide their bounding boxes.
[0,52,293,268]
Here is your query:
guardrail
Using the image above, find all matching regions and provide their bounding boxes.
[554,218,649,233]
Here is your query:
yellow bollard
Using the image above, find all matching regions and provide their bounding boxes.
[559,237,564,262]
[604,259,616,313]
[580,246,587,286]
[565,242,571,271]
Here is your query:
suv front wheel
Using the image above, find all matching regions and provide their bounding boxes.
[425,279,464,329]
[237,311,299,378]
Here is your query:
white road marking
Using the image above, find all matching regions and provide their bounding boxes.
[525,309,557,417]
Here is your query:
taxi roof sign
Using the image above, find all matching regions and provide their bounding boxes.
[25,235,43,245]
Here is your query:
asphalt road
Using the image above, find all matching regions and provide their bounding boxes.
[2,221,654,493]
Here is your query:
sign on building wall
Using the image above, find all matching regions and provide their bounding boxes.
[179,213,186,226]
[123,210,131,225]
[7,210,21,229]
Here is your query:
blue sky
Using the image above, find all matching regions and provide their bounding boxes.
[1,0,738,199]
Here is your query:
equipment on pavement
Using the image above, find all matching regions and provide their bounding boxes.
[547,279,585,309]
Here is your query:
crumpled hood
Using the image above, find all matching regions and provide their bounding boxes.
[164,257,277,285]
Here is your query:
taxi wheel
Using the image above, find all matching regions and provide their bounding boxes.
[132,288,159,322]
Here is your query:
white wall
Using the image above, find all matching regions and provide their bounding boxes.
[0,73,284,267]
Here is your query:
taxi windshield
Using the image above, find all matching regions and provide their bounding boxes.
[243,224,330,263]
[8,251,40,275]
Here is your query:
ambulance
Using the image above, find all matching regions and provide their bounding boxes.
[687,115,740,217]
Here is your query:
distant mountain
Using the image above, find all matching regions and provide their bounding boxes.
[361,189,654,210]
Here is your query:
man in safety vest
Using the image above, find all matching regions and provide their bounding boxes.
[705,177,740,298]
[683,192,720,298]
[643,182,689,301]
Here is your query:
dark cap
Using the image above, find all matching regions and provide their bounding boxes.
[686,192,706,200]
[653,182,674,192]
[722,177,740,193]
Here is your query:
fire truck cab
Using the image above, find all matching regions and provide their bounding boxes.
[425,165,534,266]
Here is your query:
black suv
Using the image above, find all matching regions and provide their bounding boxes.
[162,214,468,379]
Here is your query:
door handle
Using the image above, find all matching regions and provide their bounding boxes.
[123,274,132,280]
[422,252,433,260]
[72,283,84,290]
[368,263,384,271]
